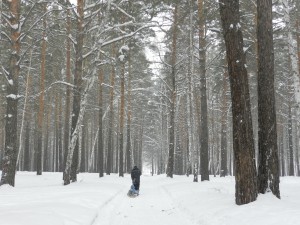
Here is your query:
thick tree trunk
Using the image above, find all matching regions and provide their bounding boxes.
[0,0,21,187]
[256,0,280,198]
[166,4,178,178]
[198,0,209,181]
[219,0,258,205]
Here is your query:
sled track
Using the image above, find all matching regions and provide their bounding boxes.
[161,185,199,225]
[89,188,124,225]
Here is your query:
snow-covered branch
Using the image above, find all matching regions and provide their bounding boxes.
[1,66,13,86]
[30,81,75,99]
[101,24,154,48]
[111,2,136,22]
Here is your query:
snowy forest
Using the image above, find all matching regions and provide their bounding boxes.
[0,0,300,215]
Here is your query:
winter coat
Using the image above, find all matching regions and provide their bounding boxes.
[131,166,141,184]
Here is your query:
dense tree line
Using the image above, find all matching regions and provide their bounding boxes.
[0,0,299,205]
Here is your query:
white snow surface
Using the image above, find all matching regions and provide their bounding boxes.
[0,172,300,225]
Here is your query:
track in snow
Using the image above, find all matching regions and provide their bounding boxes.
[93,176,197,225]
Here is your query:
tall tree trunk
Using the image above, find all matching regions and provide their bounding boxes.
[98,65,104,177]
[297,0,300,176]
[297,0,300,81]
[166,4,178,178]
[80,122,85,172]
[219,0,258,205]
[44,94,53,171]
[256,0,280,198]
[36,2,47,175]
[0,0,21,187]
[282,0,300,104]
[126,54,132,173]
[119,62,125,177]
[106,45,116,175]
[288,104,294,175]
[70,0,84,183]
[63,7,72,173]
[198,0,209,181]
[187,0,194,178]
[17,47,33,169]
[23,122,31,171]
[64,76,96,185]
[139,122,143,172]
[220,70,229,177]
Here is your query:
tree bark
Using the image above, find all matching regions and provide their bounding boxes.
[23,122,31,171]
[36,2,47,176]
[64,76,95,185]
[0,0,21,187]
[166,4,178,178]
[63,7,72,174]
[219,0,258,205]
[98,64,104,177]
[198,0,209,181]
[288,104,294,175]
[220,70,229,177]
[256,0,280,198]
[119,61,125,177]
[186,0,194,179]
[106,46,116,175]
[126,54,132,173]
[70,0,84,183]
[17,45,33,170]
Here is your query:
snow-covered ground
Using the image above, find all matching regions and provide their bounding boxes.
[0,172,299,225]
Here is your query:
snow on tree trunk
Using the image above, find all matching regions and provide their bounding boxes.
[70,0,84,183]
[256,0,280,198]
[0,0,21,187]
[219,0,258,205]
[63,76,96,185]
[17,48,33,169]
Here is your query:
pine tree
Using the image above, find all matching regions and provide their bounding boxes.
[219,0,258,205]
[257,0,280,198]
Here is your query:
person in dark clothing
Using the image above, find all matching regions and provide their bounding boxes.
[131,166,141,193]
